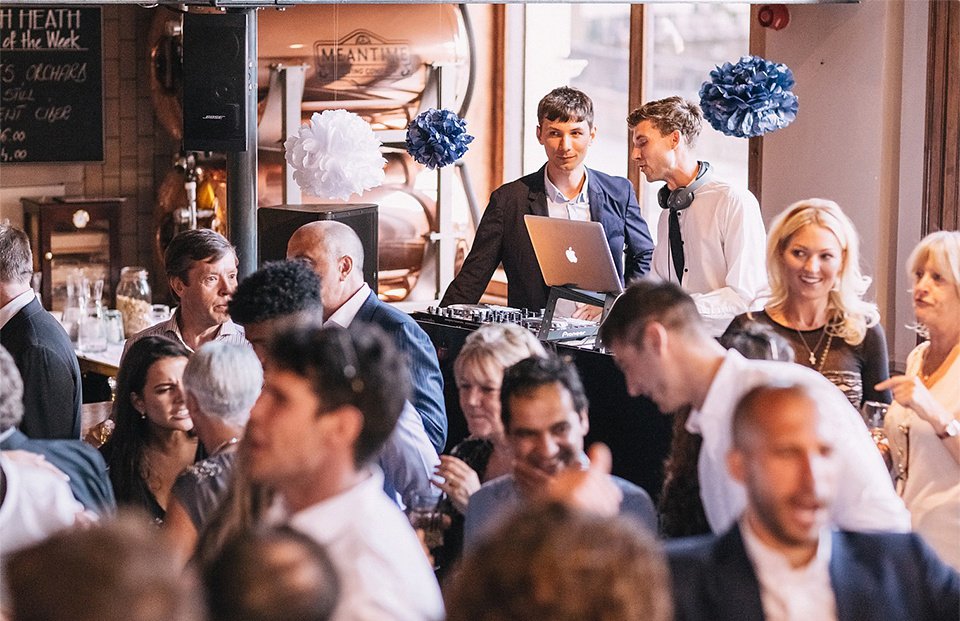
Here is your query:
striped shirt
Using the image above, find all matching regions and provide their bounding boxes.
[122,308,247,360]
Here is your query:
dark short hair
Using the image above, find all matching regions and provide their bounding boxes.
[537,86,594,127]
[5,512,205,621]
[267,322,410,466]
[445,503,673,621]
[500,354,588,430]
[719,320,795,363]
[626,96,702,147]
[0,223,33,284]
[203,527,340,621]
[164,228,235,285]
[598,279,705,350]
[228,260,323,326]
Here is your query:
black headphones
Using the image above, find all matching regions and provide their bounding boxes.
[657,161,713,211]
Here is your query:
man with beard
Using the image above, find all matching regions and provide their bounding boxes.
[463,354,655,546]
[667,382,959,621]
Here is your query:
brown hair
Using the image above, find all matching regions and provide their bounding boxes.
[626,96,703,147]
[446,503,672,621]
[537,86,594,127]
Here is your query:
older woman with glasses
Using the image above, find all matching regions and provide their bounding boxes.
[723,198,892,409]
[879,230,960,571]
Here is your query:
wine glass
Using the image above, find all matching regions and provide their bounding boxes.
[862,400,891,469]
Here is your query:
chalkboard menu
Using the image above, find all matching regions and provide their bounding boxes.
[0,7,103,163]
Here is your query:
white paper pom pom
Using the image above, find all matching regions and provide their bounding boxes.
[283,110,386,201]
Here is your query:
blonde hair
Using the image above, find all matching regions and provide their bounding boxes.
[765,199,879,345]
[906,230,960,337]
[453,323,546,382]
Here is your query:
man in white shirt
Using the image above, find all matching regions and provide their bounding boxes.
[124,228,245,357]
[0,224,81,439]
[666,381,959,621]
[628,97,767,319]
[597,279,909,534]
[245,320,444,621]
[287,220,447,453]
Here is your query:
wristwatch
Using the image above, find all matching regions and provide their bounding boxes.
[937,419,960,440]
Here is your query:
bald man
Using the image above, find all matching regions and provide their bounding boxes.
[287,221,448,452]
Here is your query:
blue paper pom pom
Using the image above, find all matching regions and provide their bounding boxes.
[699,55,799,138]
[405,108,474,169]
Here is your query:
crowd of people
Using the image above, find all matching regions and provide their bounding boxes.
[1,88,959,621]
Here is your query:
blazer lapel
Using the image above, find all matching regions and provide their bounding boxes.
[829,531,870,621]
[712,525,767,621]
[353,290,377,323]
[586,166,604,223]
[528,165,550,217]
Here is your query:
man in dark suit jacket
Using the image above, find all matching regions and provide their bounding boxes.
[1,344,114,514]
[287,221,448,452]
[440,87,653,311]
[667,381,960,621]
[0,224,81,440]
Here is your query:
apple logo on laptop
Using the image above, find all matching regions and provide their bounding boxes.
[565,247,578,263]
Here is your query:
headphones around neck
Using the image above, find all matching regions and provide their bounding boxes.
[658,161,713,211]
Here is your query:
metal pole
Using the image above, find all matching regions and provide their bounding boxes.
[227,7,258,278]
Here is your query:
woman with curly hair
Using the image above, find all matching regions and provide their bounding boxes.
[100,336,199,523]
[723,198,891,408]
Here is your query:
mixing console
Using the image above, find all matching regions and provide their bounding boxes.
[422,304,599,343]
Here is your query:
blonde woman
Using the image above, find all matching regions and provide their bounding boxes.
[722,199,891,408]
[880,231,960,571]
[430,323,546,575]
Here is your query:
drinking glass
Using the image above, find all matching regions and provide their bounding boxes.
[104,310,125,344]
[405,492,448,569]
[78,310,107,353]
[150,304,171,325]
[862,400,891,469]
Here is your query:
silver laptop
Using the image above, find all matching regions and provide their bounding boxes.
[524,215,624,295]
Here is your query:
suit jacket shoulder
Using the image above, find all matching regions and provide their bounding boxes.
[611,475,657,532]
[1,298,82,439]
[666,525,765,621]
[354,291,447,451]
[1,430,115,514]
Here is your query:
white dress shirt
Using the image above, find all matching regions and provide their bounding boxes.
[651,177,767,317]
[325,283,371,328]
[0,451,82,560]
[287,468,445,621]
[688,349,911,534]
[741,519,838,621]
[0,289,36,329]
[544,168,591,222]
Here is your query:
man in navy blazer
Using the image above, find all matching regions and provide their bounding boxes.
[667,381,959,621]
[288,221,448,452]
[1,345,114,514]
[0,224,81,440]
[440,87,653,312]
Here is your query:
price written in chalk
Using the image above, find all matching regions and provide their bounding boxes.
[0,6,102,162]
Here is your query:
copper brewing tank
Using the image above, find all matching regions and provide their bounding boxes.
[149,4,472,300]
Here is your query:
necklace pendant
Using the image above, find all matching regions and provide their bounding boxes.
[809,352,817,365]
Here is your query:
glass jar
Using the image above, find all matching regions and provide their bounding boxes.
[116,267,152,338]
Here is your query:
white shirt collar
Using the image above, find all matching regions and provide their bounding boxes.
[544,168,591,221]
[0,289,35,330]
[740,516,836,621]
[0,427,16,443]
[326,283,371,328]
[286,467,383,542]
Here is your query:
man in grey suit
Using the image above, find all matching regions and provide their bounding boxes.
[667,381,959,621]
[0,224,81,439]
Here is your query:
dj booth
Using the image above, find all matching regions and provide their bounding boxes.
[414,308,674,502]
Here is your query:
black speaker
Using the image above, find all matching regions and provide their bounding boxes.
[182,12,247,152]
[258,204,379,291]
